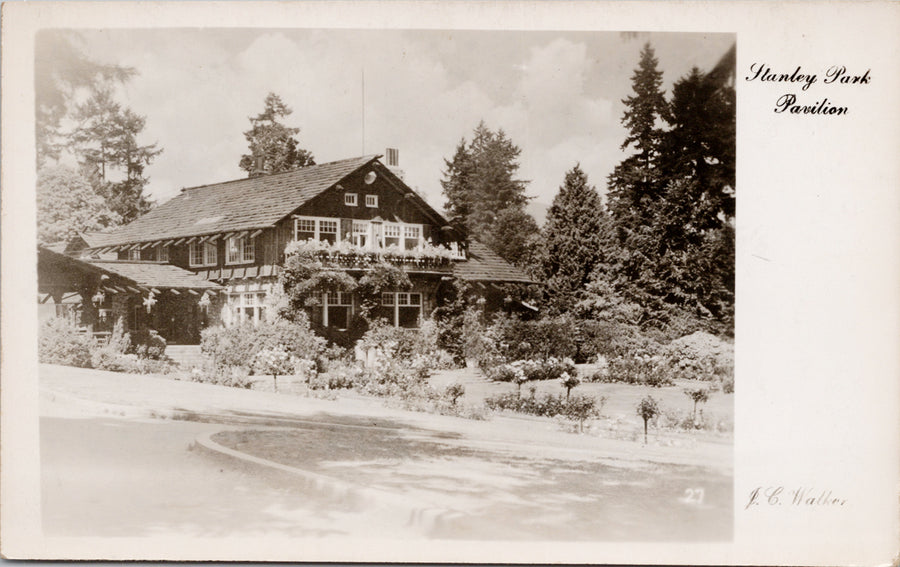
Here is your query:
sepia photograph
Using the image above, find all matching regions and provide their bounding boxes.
[34,26,736,542]
[2,1,898,564]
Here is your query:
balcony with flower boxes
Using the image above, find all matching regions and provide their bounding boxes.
[284,239,458,275]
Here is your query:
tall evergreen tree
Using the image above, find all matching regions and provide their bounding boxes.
[606,42,669,227]
[68,89,163,223]
[539,165,606,313]
[588,42,735,335]
[239,92,315,176]
[440,121,535,265]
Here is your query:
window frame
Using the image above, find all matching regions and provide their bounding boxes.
[226,235,255,265]
[293,216,341,244]
[189,240,218,267]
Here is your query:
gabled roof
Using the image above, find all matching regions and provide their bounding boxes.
[453,240,533,284]
[87,260,223,290]
[94,155,379,247]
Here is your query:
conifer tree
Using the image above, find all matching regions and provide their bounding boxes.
[606,42,669,228]
[68,89,162,223]
[240,92,315,175]
[440,121,535,265]
[539,164,605,313]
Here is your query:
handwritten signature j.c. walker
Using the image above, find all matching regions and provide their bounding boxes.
[745,486,847,510]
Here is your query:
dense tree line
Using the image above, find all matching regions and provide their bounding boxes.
[443,42,734,338]
[543,42,735,337]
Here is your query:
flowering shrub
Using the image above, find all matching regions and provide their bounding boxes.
[252,346,301,392]
[359,319,456,370]
[201,315,326,373]
[591,354,674,387]
[485,391,605,431]
[284,238,456,262]
[39,317,94,368]
[486,357,576,384]
[189,364,253,389]
[559,371,581,399]
[664,331,734,382]
[127,329,167,360]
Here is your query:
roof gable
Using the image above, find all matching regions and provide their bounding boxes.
[96,155,379,246]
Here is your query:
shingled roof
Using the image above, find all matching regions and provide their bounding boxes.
[452,240,533,284]
[94,155,379,246]
[87,260,223,290]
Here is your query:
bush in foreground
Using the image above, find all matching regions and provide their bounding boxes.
[39,317,94,368]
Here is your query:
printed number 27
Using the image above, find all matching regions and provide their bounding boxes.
[684,488,705,504]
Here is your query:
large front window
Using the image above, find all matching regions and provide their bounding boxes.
[189,241,217,267]
[226,235,255,264]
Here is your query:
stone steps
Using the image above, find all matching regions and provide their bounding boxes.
[165,345,205,368]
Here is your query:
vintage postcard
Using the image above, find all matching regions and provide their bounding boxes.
[1,1,898,564]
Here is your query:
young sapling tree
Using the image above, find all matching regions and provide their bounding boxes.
[636,395,660,444]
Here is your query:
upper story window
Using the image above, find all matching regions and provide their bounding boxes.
[365,194,378,208]
[226,235,255,264]
[294,216,338,244]
[156,245,169,262]
[128,248,141,261]
[403,225,421,250]
[344,193,358,206]
[384,223,401,248]
[189,240,218,267]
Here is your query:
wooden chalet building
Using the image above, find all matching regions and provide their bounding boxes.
[38,154,533,345]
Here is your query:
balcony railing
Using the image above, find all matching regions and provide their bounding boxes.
[285,239,459,272]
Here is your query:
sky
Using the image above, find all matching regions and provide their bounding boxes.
[63,29,734,224]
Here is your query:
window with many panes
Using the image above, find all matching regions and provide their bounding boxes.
[128,248,141,261]
[294,216,339,244]
[403,225,421,250]
[189,241,217,267]
[384,223,401,248]
[344,193,358,206]
[156,245,169,262]
[226,235,255,264]
[228,292,266,325]
[352,220,369,247]
[379,291,422,328]
[321,291,353,329]
[365,194,378,207]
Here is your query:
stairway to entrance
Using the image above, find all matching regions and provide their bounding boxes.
[166,345,204,368]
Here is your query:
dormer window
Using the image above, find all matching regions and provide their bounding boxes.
[156,244,169,262]
[344,193,358,206]
[128,248,141,261]
[365,194,378,208]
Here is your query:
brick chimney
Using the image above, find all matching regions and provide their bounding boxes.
[249,155,267,178]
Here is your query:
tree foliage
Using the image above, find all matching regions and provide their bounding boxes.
[239,92,315,176]
[36,165,121,244]
[538,164,606,313]
[68,89,163,223]
[440,121,536,265]
[585,42,735,336]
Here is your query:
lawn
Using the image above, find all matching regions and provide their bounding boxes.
[428,365,734,440]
